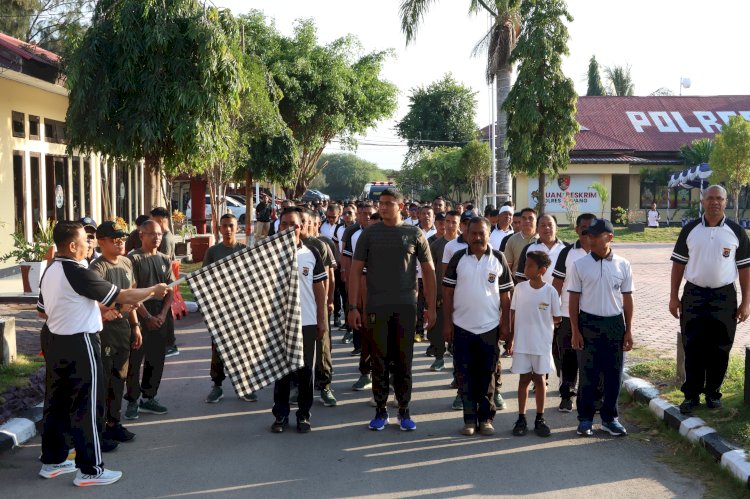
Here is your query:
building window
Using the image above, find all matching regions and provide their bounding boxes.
[44,118,67,144]
[12,111,25,138]
[13,152,25,234]
[29,115,40,140]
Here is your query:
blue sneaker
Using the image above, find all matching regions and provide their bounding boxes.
[369,411,389,431]
[601,419,627,436]
[398,415,417,431]
[576,420,594,437]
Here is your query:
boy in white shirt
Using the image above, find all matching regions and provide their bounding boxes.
[507,251,561,437]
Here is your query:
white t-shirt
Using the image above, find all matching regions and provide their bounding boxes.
[406,217,420,226]
[490,227,513,251]
[568,251,634,317]
[297,245,327,326]
[510,281,561,355]
[320,221,338,239]
[647,209,659,227]
[442,235,469,264]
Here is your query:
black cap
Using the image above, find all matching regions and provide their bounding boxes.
[583,218,614,236]
[435,212,446,221]
[460,211,473,221]
[96,221,128,239]
[78,217,97,230]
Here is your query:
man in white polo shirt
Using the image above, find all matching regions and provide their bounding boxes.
[271,208,328,433]
[514,214,567,283]
[669,184,750,414]
[490,206,514,250]
[551,213,596,412]
[443,217,513,436]
[569,218,634,438]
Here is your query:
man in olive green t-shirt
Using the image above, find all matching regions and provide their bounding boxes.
[349,189,436,432]
[503,208,538,283]
[123,220,174,420]
[203,214,253,404]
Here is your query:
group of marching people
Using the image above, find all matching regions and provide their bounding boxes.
[251,188,635,439]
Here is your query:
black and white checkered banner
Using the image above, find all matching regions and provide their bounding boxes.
[187,229,303,395]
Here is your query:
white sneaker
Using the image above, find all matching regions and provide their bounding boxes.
[39,460,77,478]
[73,468,123,487]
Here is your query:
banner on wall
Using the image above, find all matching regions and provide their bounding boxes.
[527,175,602,214]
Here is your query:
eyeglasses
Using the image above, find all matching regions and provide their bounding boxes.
[86,234,96,241]
[102,237,126,244]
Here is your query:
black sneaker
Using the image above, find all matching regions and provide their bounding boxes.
[101,438,119,452]
[425,346,436,357]
[105,424,135,442]
[706,397,722,409]
[512,417,528,436]
[558,398,573,413]
[297,419,312,433]
[350,348,362,356]
[534,418,551,437]
[271,416,289,433]
[679,398,700,414]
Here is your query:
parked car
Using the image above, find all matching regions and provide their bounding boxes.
[301,189,330,203]
[186,195,247,228]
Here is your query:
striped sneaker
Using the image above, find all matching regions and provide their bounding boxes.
[39,460,77,479]
[73,468,122,487]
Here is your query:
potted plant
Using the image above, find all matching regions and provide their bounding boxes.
[611,206,628,226]
[626,209,646,232]
[0,220,54,294]
[175,222,195,257]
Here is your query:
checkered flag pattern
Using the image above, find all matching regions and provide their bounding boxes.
[187,228,303,395]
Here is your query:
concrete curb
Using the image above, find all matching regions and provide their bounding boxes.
[0,402,43,453]
[623,373,750,489]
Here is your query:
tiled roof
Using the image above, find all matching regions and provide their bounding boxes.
[481,96,750,155]
[570,155,683,165]
[0,32,60,65]
[574,95,750,153]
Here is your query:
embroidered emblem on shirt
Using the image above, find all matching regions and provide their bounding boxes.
[302,266,310,276]
[538,302,549,311]
[613,282,621,291]
[488,273,497,283]
[723,247,731,258]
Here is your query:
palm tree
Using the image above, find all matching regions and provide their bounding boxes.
[400,0,521,204]
[604,64,635,96]
[680,138,714,166]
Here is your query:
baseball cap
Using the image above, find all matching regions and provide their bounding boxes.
[460,211,474,221]
[583,218,614,236]
[78,217,97,230]
[499,206,513,215]
[435,212,446,221]
[96,221,128,239]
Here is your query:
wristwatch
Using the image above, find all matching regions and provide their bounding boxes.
[347,304,357,312]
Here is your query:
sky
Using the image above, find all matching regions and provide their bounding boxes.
[216,0,750,170]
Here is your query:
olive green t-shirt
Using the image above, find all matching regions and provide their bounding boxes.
[158,231,176,260]
[127,249,174,302]
[90,255,135,349]
[430,236,451,300]
[353,222,431,307]
[203,242,247,266]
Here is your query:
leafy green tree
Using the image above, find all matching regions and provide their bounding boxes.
[459,140,492,204]
[400,0,522,204]
[586,55,605,96]
[314,153,386,199]
[255,18,397,198]
[680,137,714,166]
[65,0,245,210]
[0,0,93,53]
[588,182,609,218]
[398,146,465,202]
[396,73,478,155]
[503,0,579,215]
[604,64,635,96]
[709,115,750,221]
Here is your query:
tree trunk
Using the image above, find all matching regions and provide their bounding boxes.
[495,65,513,204]
[735,188,740,222]
[143,155,162,213]
[538,170,546,216]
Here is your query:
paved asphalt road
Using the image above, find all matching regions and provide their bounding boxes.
[0,311,703,498]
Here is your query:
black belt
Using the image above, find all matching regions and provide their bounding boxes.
[685,281,734,291]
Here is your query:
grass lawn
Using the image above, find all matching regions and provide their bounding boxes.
[177,261,202,302]
[626,350,750,449]
[556,226,683,244]
[0,354,45,397]
[620,391,750,497]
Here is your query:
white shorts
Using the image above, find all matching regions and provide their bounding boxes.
[510,352,554,375]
